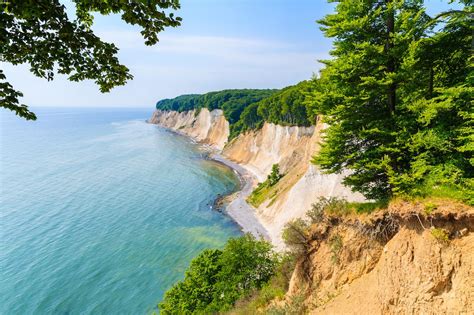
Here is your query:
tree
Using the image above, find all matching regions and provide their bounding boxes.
[309,0,472,201]
[268,164,282,186]
[1,0,182,120]
[159,234,277,314]
[159,249,223,314]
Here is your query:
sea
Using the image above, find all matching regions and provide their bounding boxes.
[0,107,241,314]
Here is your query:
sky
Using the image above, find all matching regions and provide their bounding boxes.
[2,0,457,108]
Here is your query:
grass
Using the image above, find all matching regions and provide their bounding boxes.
[247,182,279,207]
[347,200,388,214]
[247,164,283,207]
[307,197,388,223]
[414,183,473,206]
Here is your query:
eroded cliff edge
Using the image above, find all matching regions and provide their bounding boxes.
[149,108,364,248]
[285,201,474,314]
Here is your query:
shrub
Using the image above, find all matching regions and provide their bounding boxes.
[431,227,449,243]
[282,219,310,256]
[268,164,282,186]
[158,234,277,314]
[307,197,350,222]
[266,293,307,315]
[231,253,296,314]
[424,202,438,216]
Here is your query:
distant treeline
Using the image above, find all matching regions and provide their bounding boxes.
[155,82,315,138]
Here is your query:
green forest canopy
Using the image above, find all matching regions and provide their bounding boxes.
[155,82,315,138]
[158,234,277,314]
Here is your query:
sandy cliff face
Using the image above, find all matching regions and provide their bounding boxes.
[286,201,474,314]
[149,109,229,150]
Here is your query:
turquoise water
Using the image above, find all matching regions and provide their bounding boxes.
[0,108,241,314]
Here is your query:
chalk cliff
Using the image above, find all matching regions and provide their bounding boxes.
[149,109,364,247]
[149,108,229,150]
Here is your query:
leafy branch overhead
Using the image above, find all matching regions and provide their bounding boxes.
[0,0,182,120]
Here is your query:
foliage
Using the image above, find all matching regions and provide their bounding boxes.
[308,197,351,219]
[159,234,278,314]
[423,202,438,216]
[430,227,449,243]
[268,164,283,186]
[156,89,278,136]
[230,82,314,137]
[266,294,307,315]
[247,164,283,207]
[309,0,473,202]
[346,200,388,214]
[282,219,310,256]
[230,254,296,314]
[1,0,181,120]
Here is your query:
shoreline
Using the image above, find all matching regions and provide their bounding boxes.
[153,123,271,241]
[210,154,271,241]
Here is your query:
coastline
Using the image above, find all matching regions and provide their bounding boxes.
[153,123,271,242]
[210,154,270,241]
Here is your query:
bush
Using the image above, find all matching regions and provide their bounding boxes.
[159,234,278,314]
[230,253,296,314]
[266,293,307,315]
[282,219,310,256]
[430,228,449,243]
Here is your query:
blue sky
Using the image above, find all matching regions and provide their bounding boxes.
[2,0,456,108]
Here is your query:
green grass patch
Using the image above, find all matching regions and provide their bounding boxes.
[247,164,282,208]
[417,183,473,206]
[247,182,277,207]
[347,200,388,214]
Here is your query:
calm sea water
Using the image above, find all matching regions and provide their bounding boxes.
[0,107,241,314]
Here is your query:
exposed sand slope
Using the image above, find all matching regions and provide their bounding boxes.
[286,201,474,314]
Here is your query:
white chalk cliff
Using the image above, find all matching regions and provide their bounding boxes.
[149,109,365,247]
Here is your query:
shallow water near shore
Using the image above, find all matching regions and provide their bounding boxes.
[0,107,241,314]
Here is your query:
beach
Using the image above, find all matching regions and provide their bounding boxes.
[210,154,271,241]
